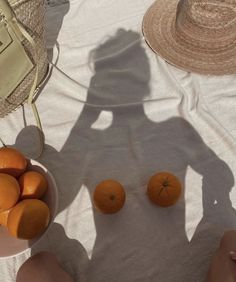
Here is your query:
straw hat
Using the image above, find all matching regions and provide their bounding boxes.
[142,0,236,75]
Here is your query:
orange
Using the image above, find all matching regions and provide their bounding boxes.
[7,199,50,240]
[0,147,27,178]
[93,179,126,214]
[147,172,182,207]
[0,173,20,211]
[0,209,11,226]
[19,171,48,199]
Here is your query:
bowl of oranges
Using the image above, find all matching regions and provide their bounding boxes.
[0,147,58,258]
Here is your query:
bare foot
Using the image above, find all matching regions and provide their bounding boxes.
[206,231,236,282]
[16,252,75,282]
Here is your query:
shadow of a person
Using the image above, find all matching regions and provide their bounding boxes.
[15,29,236,282]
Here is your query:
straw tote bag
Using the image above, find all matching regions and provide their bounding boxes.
[0,0,49,155]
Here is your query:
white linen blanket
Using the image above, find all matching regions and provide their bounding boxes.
[1,0,236,281]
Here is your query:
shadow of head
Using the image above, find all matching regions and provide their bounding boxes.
[88,28,151,106]
[14,125,44,159]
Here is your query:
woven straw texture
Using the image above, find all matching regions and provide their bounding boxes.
[142,0,236,75]
[0,0,48,117]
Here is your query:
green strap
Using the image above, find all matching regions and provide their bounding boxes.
[17,21,44,158]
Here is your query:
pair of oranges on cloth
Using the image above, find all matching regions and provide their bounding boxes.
[0,147,50,240]
[94,173,182,214]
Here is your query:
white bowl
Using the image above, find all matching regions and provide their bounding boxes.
[0,159,58,258]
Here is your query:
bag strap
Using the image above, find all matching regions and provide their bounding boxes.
[17,22,44,157]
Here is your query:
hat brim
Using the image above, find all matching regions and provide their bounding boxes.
[142,0,236,75]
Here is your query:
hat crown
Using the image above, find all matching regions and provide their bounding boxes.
[186,0,236,29]
[176,0,236,50]
[142,0,236,75]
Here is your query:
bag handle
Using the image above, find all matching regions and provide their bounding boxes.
[17,21,44,158]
